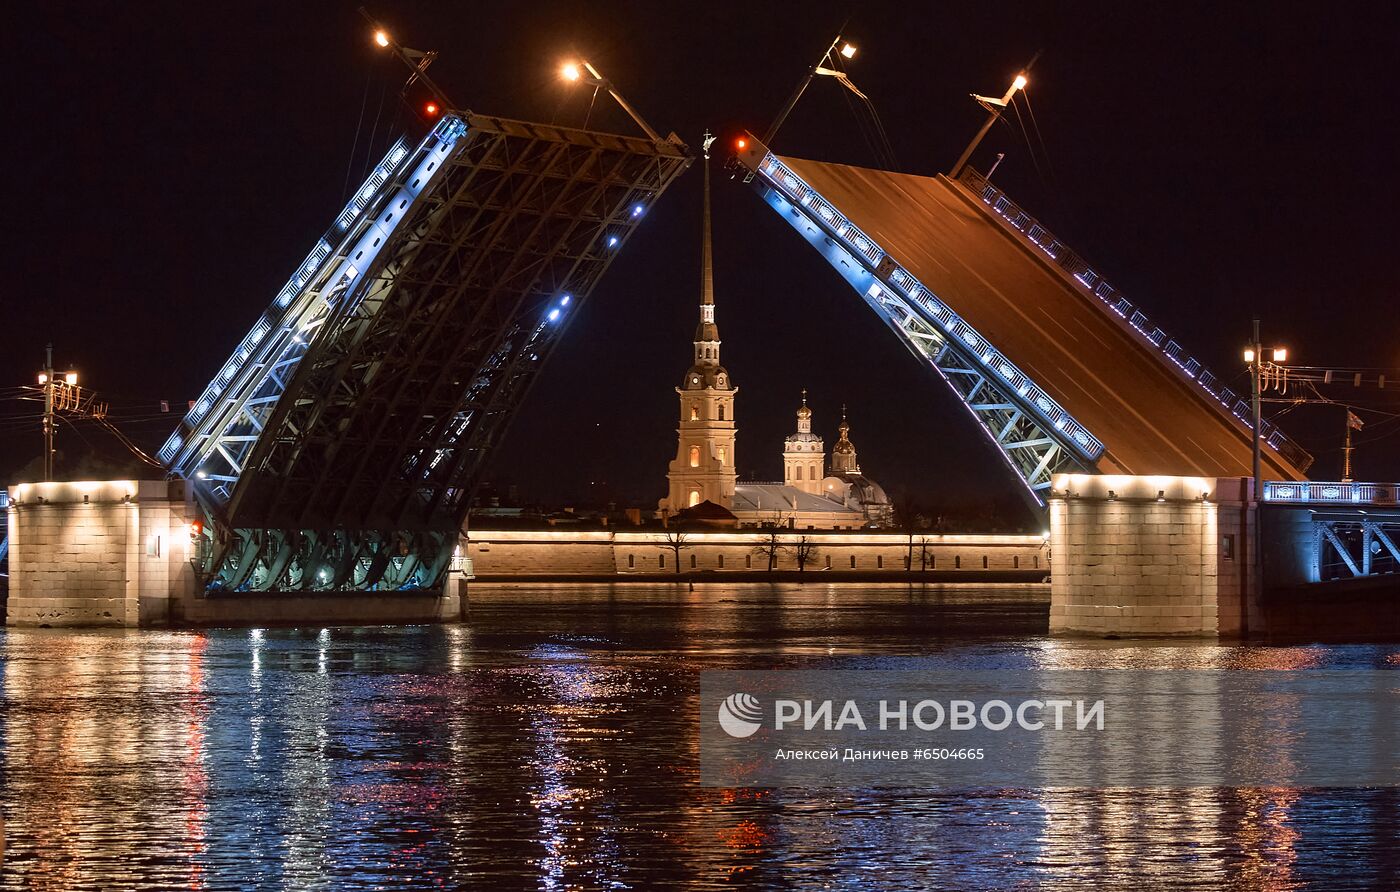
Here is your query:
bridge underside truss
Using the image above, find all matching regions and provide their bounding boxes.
[1315,518,1400,581]
[737,145,1101,506]
[164,114,690,593]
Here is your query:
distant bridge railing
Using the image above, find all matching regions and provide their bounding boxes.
[1263,481,1400,507]
[957,167,1314,475]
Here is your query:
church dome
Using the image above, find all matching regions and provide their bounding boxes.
[843,474,891,508]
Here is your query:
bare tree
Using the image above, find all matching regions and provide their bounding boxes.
[794,536,820,575]
[663,529,691,575]
[752,515,791,572]
[918,535,937,572]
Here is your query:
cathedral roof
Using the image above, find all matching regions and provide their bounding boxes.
[732,484,863,516]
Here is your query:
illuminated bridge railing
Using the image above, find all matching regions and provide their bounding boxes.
[1263,481,1400,506]
[157,135,416,465]
[764,156,1105,463]
[958,168,1313,474]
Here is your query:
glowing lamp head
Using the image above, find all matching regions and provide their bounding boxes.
[373,30,390,48]
[607,235,619,247]
[1243,348,1256,363]
[1272,347,1288,362]
[424,102,439,116]
[65,372,78,385]
[840,42,857,59]
[1012,74,1028,91]
[37,372,48,384]
[736,137,747,150]
[561,63,582,82]
[548,309,561,322]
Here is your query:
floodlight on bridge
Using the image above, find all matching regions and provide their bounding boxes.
[373,29,390,48]
[840,42,857,59]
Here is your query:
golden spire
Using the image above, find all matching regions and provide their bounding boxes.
[700,130,716,308]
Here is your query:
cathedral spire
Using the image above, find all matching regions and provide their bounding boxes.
[700,130,715,309]
[692,131,721,368]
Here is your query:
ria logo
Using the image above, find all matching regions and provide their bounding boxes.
[718,693,764,738]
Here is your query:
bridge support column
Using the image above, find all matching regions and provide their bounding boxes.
[1048,475,1252,638]
[5,480,198,627]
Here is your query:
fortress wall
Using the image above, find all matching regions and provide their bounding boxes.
[465,529,1048,577]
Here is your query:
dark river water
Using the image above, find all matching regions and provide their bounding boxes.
[2,582,1398,890]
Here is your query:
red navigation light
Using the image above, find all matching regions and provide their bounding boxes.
[736,138,747,150]
[424,102,439,117]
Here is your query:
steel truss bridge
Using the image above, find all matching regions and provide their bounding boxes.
[161,112,690,593]
[1263,481,1400,582]
[733,138,1313,506]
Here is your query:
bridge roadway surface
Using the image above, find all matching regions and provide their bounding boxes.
[777,156,1310,482]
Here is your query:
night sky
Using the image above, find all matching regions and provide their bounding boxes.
[7,1,1399,521]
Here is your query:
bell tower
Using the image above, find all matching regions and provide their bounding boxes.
[662,132,737,514]
[829,405,861,475]
[782,390,824,495]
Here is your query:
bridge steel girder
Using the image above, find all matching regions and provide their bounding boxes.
[736,148,1103,507]
[1312,517,1400,581]
[162,114,692,593]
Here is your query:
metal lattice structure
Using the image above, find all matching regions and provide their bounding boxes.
[736,145,1102,504]
[1263,481,1400,581]
[161,113,690,592]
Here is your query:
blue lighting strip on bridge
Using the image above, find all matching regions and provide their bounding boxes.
[158,117,469,497]
[959,169,1313,474]
[749,152,1102,505]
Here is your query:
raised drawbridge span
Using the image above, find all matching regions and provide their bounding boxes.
[162,113,690,593]
[733,137,1312,505]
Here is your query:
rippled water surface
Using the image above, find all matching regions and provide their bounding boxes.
[3,582,1399,889]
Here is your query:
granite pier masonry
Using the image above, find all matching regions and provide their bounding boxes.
[1048,474,1253,638]
[5,479,199,626]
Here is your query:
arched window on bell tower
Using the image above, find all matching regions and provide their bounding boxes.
[718,404,725,421]
[689,445,700,467]
[688,490,701,507]
[690,404,699,421]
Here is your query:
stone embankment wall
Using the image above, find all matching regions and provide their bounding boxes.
[467,530,1049,577]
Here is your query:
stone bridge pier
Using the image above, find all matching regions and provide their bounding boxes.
[1048,475,1254,638]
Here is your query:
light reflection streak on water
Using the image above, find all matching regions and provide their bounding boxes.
[0,584,1397,889]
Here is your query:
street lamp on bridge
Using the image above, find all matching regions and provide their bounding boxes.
[949,65,1033,179]
[557,57,663,142]
[1244,318,1290,502]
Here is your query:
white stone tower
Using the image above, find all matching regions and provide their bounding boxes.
[783,390,824,496]
[663,133,737,514]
